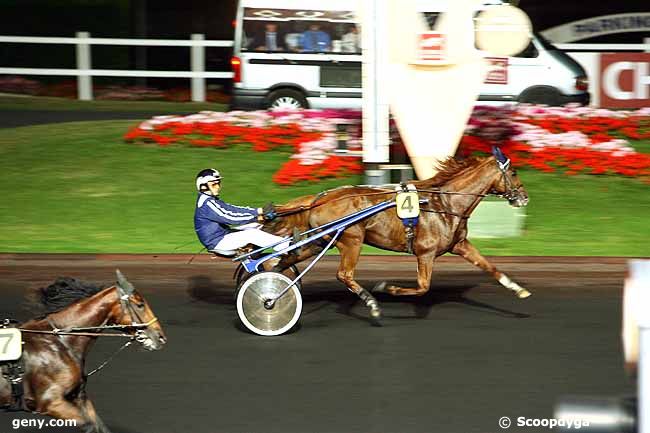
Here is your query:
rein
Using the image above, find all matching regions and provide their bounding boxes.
[275,188,488,217]
[19,317,159,339]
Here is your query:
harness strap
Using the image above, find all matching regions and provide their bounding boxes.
[275,188,488,218]
[19,317,159,338]
[1,359,25,411]
[404,225,416,254]
[86,339,133,377]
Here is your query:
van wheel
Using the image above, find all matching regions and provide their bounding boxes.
[518,87,562,106]
[267,89,308,110]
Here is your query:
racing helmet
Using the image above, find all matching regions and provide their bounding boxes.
[196,168,222,193]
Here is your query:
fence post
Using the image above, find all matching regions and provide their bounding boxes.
[191,33,206,102]
[76,31,93,101]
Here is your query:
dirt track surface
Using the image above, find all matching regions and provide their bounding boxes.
[0,255,637,433]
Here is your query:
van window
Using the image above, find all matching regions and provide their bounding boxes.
[241,8,360,54]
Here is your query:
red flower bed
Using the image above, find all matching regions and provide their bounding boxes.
[459,106,650,182]
[273,156,364,185]
[125,111,363,185]
[126,107,650,185]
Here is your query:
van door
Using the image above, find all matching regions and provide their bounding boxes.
[479,40,546,104]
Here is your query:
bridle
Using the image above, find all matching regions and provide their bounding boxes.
[492,156,524,203]
[115,271,159,345]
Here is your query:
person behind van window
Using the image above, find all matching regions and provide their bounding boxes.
[301,24,331,52]
[255,23,284,52]
[341,25,360,53]
[194,168,289,255]
[285,32,302,51]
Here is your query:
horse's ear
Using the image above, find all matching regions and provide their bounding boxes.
[116,269,135,295]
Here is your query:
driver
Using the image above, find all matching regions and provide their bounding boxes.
[193,168,288,255]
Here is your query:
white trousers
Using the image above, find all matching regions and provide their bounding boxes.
[212,228,288,254]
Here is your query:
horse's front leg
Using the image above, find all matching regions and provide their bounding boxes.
[33,375,99,433]
[335,234,383,326]
[37,396,93,432]
[374,254,435,296]
[79,396,111,433]
[451,239,531,299]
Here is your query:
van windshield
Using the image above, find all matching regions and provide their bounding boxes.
[533,31,558,51]
[241,8,360,54]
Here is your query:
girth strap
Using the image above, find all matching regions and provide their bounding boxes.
[404,224,416,254]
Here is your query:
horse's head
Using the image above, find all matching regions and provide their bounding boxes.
[489,146,529,207]
[112,270,167,351]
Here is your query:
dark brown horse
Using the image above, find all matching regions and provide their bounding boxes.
[0,271,166,433]
[265,149,531,324]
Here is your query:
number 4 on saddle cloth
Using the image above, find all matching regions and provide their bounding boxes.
[395,183,421,254]
[0,319,25,411]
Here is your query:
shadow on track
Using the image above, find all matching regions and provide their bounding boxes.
[185,273,530,329]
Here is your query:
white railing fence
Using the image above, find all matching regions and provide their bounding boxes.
[1,34,648,104]
[0,32,234,102]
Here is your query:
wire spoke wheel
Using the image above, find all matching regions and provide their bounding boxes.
[236,272,302,336]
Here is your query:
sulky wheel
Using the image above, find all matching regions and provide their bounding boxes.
[236,271,302,336]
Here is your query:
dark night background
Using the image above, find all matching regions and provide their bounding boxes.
[1,0,648,89]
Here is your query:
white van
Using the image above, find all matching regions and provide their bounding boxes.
[230,0,590,110]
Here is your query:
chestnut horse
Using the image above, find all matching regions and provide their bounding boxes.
[0,271,166,433]
[265,149,531,324]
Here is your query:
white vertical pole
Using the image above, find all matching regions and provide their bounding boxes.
[362,0,390,184]
[641,330,650,433]
[191,33,206,102]
[75,31,92,101]
[630,260,650,433]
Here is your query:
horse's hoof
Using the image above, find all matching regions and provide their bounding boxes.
[516,288,532,299]
[372,281,387,293]
[369,308,383,327]
[370,305,381,326]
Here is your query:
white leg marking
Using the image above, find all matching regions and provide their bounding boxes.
[498,274,531,299]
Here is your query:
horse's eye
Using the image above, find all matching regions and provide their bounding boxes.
[136,302,145,309]
[511,170,517,176]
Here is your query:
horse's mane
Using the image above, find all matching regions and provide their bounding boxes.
[33,277,107,314]
[414,156,487,187]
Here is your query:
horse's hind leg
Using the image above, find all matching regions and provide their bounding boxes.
[451,239,531,299]
[374,254,435,296]
[336,236,382,325]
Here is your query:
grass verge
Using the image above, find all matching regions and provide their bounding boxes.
[0,120,648,255]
